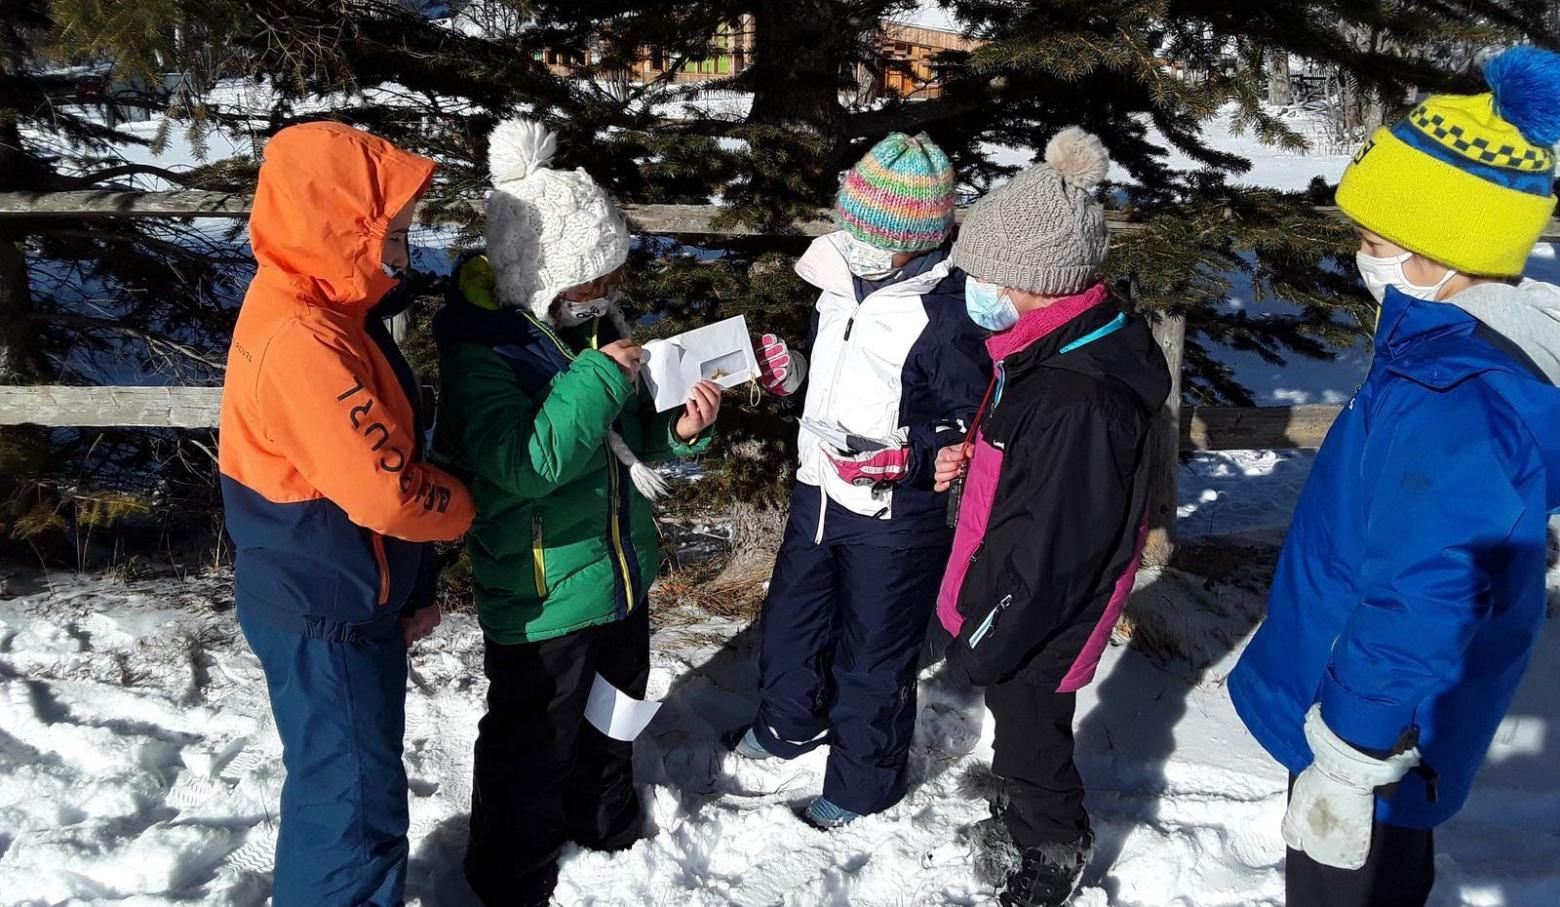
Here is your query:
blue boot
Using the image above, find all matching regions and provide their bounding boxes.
[730,726,776,761]
[803,796,862,830]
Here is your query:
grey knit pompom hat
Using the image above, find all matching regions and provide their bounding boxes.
[952,126,1111,296]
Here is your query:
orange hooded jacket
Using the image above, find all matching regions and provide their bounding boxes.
[219,122,474,641]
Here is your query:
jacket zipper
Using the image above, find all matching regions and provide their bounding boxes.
[607,449,636,610]
[370,533,391,606]
[531,513,548,598]
[815,309,859,545]
[969,594,1012,648]
[523,311,637,613]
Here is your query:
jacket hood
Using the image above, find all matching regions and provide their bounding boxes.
[1382,286,1560,507]
[1453,279,1560,386]
[250,122,435,310]
[1004,300,1171,417]
[434,253,539,353]
[795,231,954,300]
[1446,282,1560,504]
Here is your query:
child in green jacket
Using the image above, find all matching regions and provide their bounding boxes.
[432,119,718,907]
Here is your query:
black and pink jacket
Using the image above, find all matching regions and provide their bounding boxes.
[937,285,1170,689]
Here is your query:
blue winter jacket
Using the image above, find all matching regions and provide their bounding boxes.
[1229,285,1560,828]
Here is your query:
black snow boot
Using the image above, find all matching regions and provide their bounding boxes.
[996,829,1095,907]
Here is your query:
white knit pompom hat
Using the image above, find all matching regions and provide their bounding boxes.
[486,117,630,324]
[484,118,669,501]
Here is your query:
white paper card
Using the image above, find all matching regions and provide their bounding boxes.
[584,673,663,742]
[641,315,760,412]
[799,418,895,454]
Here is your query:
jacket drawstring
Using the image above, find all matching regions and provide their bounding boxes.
[598,309,670,501]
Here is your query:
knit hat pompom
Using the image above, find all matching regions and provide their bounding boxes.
[1045,126,1111,190]
[1485,45,1560,147]
[489,117,559,182]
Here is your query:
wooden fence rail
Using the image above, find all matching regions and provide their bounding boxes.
[0,386,224,429]
[0,384,1342,451]
[0,190,1142,236]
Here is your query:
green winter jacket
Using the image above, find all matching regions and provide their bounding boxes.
[431,256,710,644]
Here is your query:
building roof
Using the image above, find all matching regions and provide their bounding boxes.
[886,1,966,35]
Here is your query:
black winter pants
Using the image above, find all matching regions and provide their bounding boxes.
[986,668,1090,847]
[1286,775,1435,907]
[464,606,650,906]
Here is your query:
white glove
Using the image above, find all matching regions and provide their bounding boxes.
[1281,704,1419,870]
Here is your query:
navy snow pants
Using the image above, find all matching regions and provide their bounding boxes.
[239,607,410,907]
[753,484,950,815]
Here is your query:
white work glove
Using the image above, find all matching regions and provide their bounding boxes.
[1282,704,1420,870]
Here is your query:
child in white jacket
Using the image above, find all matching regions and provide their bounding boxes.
[736,133,989,828]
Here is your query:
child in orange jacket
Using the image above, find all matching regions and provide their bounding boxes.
[218,121,473,907]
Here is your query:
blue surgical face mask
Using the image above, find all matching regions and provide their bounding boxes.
[965,277,1020,331]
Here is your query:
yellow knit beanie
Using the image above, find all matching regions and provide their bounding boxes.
[1337,46,1560,277]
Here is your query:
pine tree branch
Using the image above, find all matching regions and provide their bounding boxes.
[63,164,199,190]
[43,312,226,373]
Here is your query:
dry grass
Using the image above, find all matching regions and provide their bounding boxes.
[651,503,784,626]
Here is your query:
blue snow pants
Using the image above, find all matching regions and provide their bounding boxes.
[239,607,410,907]
[753,484,950,815]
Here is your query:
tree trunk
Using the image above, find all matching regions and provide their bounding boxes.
[1266,50,1292,107]
[744,0,850,151]
[0,224,35,385]
[1145,314,1186,560]
[0,96,42,385]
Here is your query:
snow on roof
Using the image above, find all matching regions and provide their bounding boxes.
[886,1,966,34]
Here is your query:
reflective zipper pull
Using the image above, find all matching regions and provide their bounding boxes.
[969,594,1013,648]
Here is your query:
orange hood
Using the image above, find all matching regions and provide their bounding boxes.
[249,122,435,310]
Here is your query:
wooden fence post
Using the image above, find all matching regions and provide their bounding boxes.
[1146,313,1185,561]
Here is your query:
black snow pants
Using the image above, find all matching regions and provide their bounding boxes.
[986,666,1091,847]
[464,605,650,906]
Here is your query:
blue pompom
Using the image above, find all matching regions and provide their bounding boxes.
[1485,45,1560,147]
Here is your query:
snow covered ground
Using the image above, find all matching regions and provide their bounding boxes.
[3,453,1558,907]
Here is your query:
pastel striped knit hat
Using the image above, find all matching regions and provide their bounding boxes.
[835,132,956,252]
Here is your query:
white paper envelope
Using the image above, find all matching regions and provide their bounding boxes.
[642,315,760,412]
[799,418,896,454]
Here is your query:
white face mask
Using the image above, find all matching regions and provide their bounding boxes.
[835,233,901,281]
[1355,251,1457,304]
[557,290,619,327]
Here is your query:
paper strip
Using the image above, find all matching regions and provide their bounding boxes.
[584,673,663,742]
